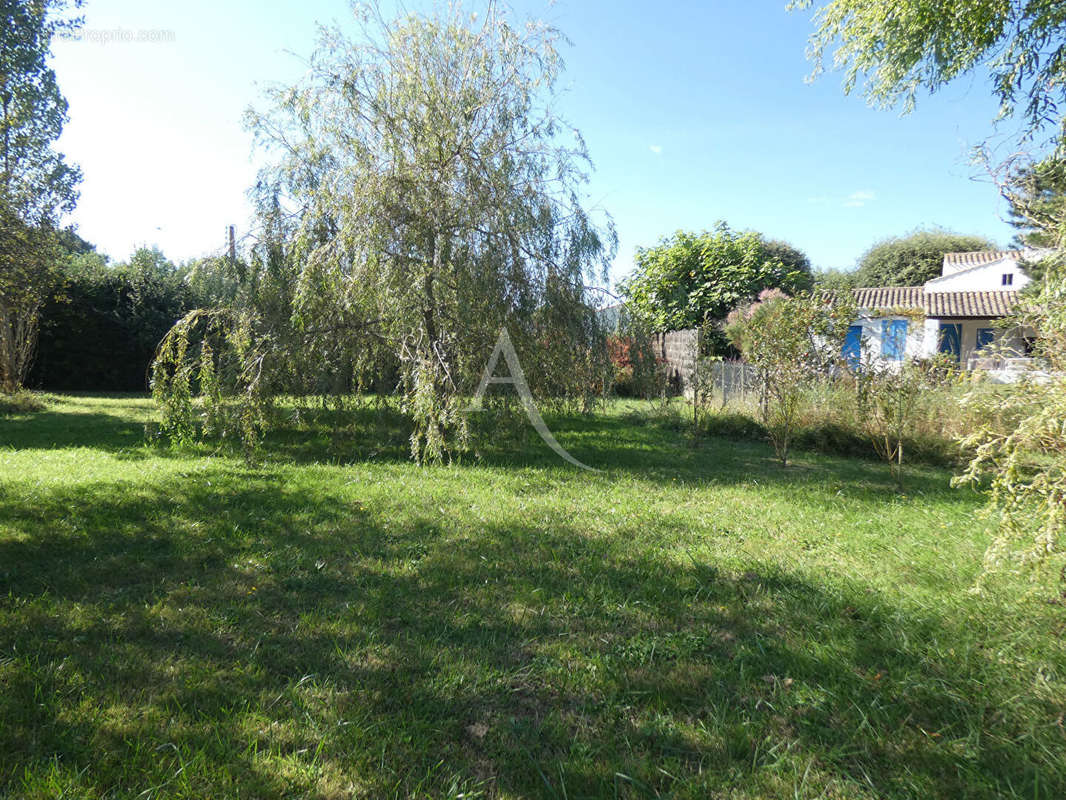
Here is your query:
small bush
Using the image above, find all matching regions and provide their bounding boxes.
[0,391,46,415]
[607,331,668,399]
[723,290,856,465]
[697,378,965,468]
[793,422,870,460]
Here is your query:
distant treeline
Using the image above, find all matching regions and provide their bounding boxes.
[29,238,220,392]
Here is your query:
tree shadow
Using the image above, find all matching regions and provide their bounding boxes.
[264,405,976,507]
[0,470,1061,798]
[0,408,148,451]
[5,396,973,505]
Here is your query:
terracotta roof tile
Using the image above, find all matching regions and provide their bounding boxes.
[852,286,925,309]
[851,287,1020,318]
[942,250,1026,268]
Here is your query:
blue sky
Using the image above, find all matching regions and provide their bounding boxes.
[51,0,1019,285]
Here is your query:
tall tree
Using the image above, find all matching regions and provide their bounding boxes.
[619,224,813,333]
[854,229,996,287]
[153,2,615,462]
[761,238,812,278]
[812,267,859,291]
[0,0,82,393]
[1003,155,1066,248]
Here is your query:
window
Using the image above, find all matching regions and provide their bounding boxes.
[881,319,908,361]
[976,328,995,350]
[1002,273,1014,286]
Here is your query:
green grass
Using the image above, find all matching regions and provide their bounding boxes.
[0,391,46,416]
[1,395,1064,799]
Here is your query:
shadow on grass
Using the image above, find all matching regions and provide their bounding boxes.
[4,396,971,504]
[0,408,149,452]
[0,469,1061,798]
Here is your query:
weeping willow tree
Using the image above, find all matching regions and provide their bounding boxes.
[954,153,1066,591]
[152,1,615,461]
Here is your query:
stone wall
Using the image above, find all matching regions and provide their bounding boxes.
[651,329,699,393]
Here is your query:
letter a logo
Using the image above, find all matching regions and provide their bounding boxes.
[470,328,599,472]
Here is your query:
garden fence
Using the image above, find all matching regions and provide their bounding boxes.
[702,360,761,406]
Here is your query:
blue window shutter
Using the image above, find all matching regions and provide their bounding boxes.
[842,325,863,370]
[938,323,962,360]
[893,320,908,360]
[881,319,907,360]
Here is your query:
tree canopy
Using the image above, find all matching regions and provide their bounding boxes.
[1003,155,1066,248]
[153,2,615,462]
[853,229,996,287]
[618,224,813,333]
[793,0,1066,144]
[32,246,198,391]
[0,0,81,223]
[0,0,82,393]
[812,267,859,291]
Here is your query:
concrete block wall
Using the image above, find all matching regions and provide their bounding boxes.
[652,329,699,392]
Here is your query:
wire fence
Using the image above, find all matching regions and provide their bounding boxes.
[702,360,761,406]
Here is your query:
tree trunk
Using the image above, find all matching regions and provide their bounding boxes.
[0,298,39,394]
[1,89,10,194]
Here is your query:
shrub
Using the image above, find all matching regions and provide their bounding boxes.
[607,312,668,399]
[724,290,855,465]
[696,376,965,469]
[0,390,45,415]
[857,359,932,492]
[701,411,767,442]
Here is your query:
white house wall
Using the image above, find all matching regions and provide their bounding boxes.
[920,317,940,358]
[924,257,1031,293]
[852,315,1030,367]
[945,320,1031,363]
[851,315,929,366]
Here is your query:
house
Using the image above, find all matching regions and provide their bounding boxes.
[843,249,1047,370]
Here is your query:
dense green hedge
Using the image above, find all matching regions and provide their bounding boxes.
[29,248,199,392]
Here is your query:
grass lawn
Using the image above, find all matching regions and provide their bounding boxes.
[1,395,1065,799]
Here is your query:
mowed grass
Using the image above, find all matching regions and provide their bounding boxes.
[1,395,1065,799]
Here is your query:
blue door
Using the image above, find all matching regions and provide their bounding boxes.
[842,325,863,370]
[938,323,962,361]
[976,328,995,350]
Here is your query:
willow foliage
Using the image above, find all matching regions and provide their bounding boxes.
[793,0,1066,142]
[956,254,1066,588]
[152,2,614,462]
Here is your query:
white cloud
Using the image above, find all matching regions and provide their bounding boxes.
[649,144,663,155]
[843,189,876,208]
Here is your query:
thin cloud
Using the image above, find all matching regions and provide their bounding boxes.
[649,144,663,155]
[843,189,876,208]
